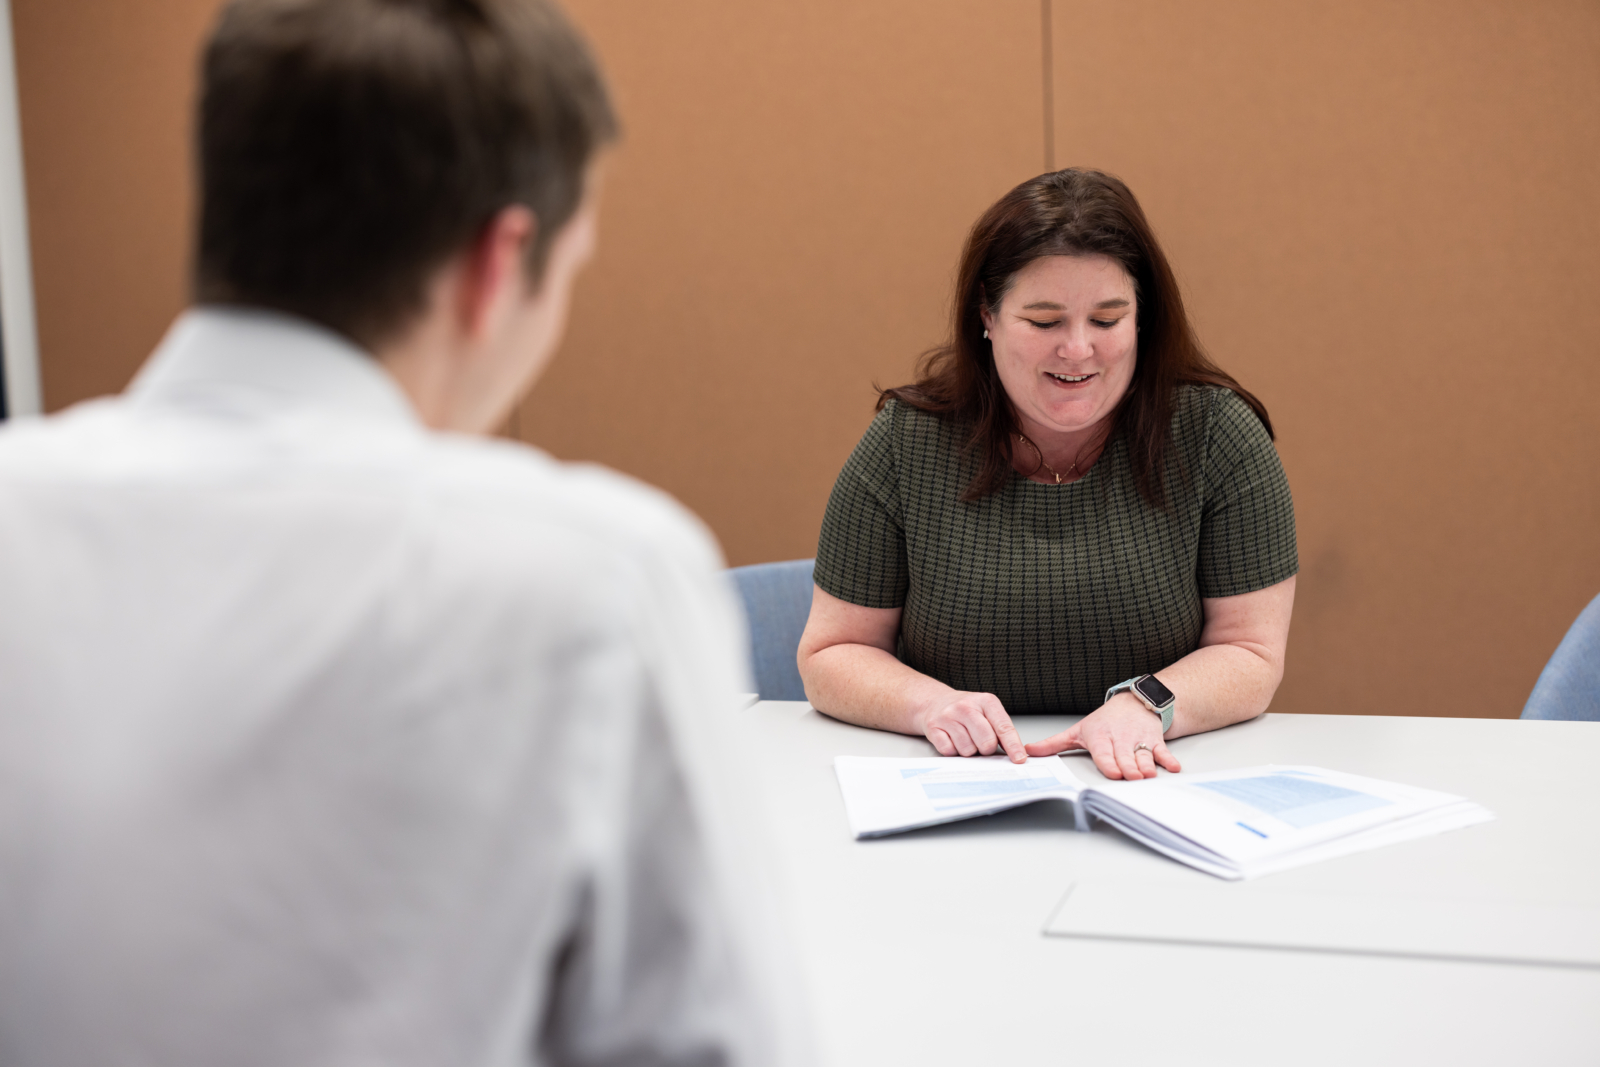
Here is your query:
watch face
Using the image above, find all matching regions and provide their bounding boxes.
[1135,675,1174,707]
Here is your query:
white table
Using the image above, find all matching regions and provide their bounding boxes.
[744,702,1600,1066]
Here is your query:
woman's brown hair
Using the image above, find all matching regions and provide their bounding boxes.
[880,168,1272,504]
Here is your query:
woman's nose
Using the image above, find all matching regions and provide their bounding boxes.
[1058,325,1093,360]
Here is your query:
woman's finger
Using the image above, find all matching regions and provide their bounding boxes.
[1153,740,1182,773]
[1024,724,1080,757]
[1089,740,1122,780]
[958,707,1000,755]
[985,707,1029,763]
[927,726,956,757]
[1113,743,1144,781]
[948,722,978,757]
[1133,745,1158,779]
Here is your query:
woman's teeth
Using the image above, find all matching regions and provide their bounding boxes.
[1048,372,1093,383]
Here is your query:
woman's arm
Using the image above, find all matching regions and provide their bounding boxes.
[1025,575,1297,778]
[797,585,1029,762]
[1149,574,1297,738]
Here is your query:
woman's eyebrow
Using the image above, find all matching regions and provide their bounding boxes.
[1019,298,1131,311]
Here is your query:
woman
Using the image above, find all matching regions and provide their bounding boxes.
[797,169,1297,782]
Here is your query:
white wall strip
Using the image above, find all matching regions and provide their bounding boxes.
[0,0,40,417]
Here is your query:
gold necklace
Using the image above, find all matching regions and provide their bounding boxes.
[1016,434,1079,485]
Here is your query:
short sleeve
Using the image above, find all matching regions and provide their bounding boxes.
[813,403,909,609]
[1195,390,1299,598]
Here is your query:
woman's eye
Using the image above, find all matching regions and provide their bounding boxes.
[1026,319,1060,329]
[1091,318,1122,329]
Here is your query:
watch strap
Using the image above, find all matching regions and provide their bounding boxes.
[1104,675,1175,734]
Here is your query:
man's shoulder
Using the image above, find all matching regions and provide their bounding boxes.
[0,403,726,610]
[420,434,725,578]
[0,398,124,469]
[413,437,738,681]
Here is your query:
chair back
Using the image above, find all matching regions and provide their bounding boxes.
[1522,592,1600,720]
[729,558,815,702]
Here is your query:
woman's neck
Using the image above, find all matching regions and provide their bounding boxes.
[1011,415,1114,484]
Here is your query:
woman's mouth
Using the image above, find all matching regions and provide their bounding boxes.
[1047,372,1095,384]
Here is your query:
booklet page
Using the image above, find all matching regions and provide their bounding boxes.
[1085,765,1493,878]
[834,755,1083,838]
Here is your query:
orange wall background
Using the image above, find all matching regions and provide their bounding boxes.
[14,0,1600,719]
[11,0,215,406]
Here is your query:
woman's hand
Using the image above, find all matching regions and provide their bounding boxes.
[911,691,1028,763]
[800,589,1027,760]
[1024,692,1181,780]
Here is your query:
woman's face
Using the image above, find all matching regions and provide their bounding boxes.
[980,254,1138,443]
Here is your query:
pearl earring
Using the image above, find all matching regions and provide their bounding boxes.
[983,329,989,339]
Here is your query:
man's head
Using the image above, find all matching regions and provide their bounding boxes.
[195,0,617,354]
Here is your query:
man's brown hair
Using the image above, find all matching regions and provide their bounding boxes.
[196,0,617,348]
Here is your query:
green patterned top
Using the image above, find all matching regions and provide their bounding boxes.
[813,385,1298,715]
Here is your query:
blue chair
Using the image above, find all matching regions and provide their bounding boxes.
[1522,593,1600,721]
[729,558,816,702]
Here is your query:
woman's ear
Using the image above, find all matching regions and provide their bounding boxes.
[976,283,995,334]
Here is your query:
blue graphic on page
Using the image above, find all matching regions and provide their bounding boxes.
[1195,774,1392,829]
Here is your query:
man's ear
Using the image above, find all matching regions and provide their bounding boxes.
[457,205,537,341]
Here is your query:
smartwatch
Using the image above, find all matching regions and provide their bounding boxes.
[1105,674,1176,734]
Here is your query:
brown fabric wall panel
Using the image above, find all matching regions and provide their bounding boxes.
[16,2,1594,720]
[527,0,1045,565]
[1050,0,1600,718]
[14,0,221,410]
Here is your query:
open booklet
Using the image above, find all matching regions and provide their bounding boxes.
[833,755,1494,880]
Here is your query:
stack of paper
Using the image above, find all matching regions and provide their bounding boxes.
[833,756,1493,879]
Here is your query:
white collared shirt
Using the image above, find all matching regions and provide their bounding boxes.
[0,309,803,1066]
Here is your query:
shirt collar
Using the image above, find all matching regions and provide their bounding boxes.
[127,306,423,429]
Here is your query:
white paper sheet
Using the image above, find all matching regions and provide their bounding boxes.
[1045,880,1600,968]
